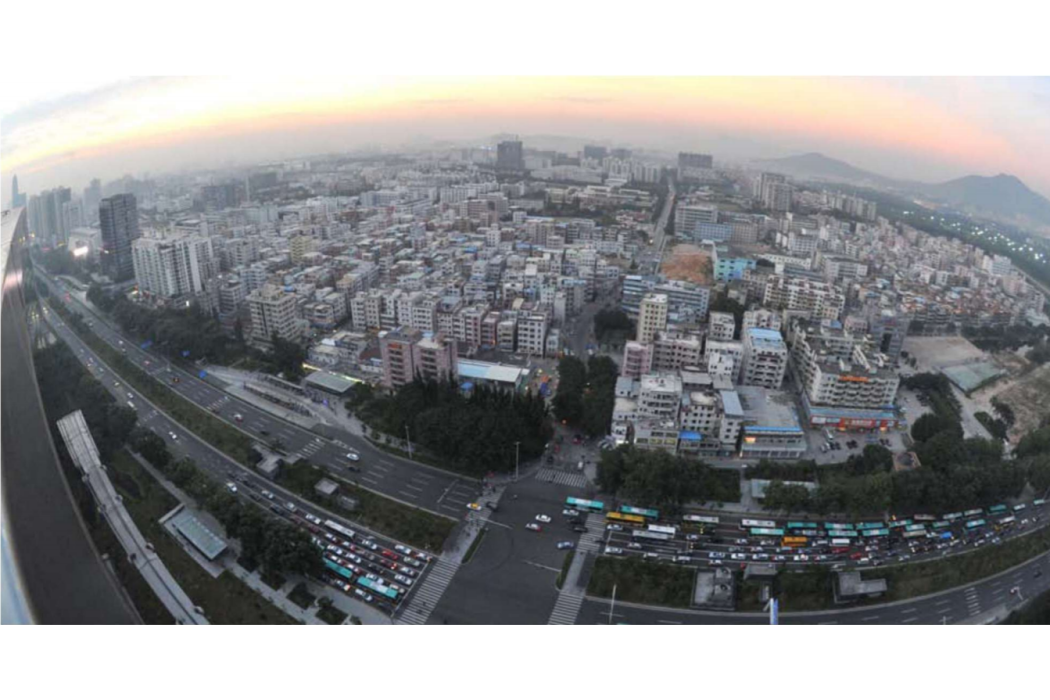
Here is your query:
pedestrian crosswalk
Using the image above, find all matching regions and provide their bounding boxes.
[396,557,460,625]
[964,586,981,618]
[535,468,588,489]
[548,589,585,625]
[297,438,326,460]
[577,513,607,554]
[206,395,230,412]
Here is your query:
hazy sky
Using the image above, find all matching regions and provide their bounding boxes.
[3,76,1049,203]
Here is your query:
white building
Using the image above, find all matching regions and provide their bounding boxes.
[708,311,736,341]
[741,328,788,389]
[637,292,668,344]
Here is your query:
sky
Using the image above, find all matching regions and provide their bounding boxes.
[3,76,1050,203]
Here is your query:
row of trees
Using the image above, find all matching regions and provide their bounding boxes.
[34,342,138,463]
[552,355,618,438]
[129,428,322,578]
[596,447,741,516]
[348,378,552,476]
[593,307,633,343]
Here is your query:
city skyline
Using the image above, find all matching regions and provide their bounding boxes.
[3,77,1050,203]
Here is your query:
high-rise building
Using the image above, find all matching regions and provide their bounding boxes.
[10,174,26,208]
[379,327,458,389]
[673,202,719,238]
[99,193,141,281]
[83,178,102,223]
[741,328,788,389]
[708,311,736,341]
[758,172,792,212]
[247,283,301,345]
[496,140,525,172]
[583,145,608,161]
[132,235,216,300]
[637,292,669,344]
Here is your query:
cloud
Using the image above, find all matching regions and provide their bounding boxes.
[1,77,184,130]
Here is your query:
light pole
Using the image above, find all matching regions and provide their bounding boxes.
[405,424,413,459]
[514,441,521,482]
[608,583,617,626]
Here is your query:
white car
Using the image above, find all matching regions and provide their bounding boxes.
[261,490,275,500]
[562,508,580,517]
[169,432,178,440]
[346,452,360,461]
[535,514,552,524]
[225,482,238,493]
[604,546,624,555]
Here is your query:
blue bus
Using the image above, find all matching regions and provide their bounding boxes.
[823,522,854,531]
[942,512,963,522]
[905,523,927,532]
[750,527,785,537]
[827,530,857,539]
[987,505,1008,515]
[931,520,951,530]
[786,522,818,530]
[621,505,660,520]
[965,519,986,530]
[357,576,399,600]
[888,519,913,529]
[324,558,354,580]
[861,528,890,537]
[566,497,604,513]
[855,522,884,530]
[1035,499,1046,507]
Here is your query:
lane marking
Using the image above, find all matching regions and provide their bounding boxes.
[398,490,420,500]
[861,615,880,621]
[658,620,682,624]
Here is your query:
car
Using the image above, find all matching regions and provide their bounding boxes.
[171,376,180,384]
[364,572,378,581]
[225,482,238,493]
[365,541,379,551]
[557,541,574,550]
[686,534,701,541]
[674,555,692,563]
[572,525,588,533]
[381,549,399,561]
[127,401,136,410]
[525,523,541,532]
[562,508,580,517]
[535,514,551,523]
[346,452,360,461]
[113,382,121,388]
[607,523,623,531]
[466,503,482,512]
[259,429,270,436]
[285,502,297,512]
[644,552,660,559]
[753,553,771,561]
[735,538,749,545]
[127,392,134,399]
[260,489,274,500]
[403,557,422,568]
[627,542,643,550]
[604,546,624,555]
[731,553,747,561]
[353,588,374,603]
[233,413,244,422]
[395,544,411,555]
[708,552,725,560]
[394,574,413,586]
[398,565,415,576]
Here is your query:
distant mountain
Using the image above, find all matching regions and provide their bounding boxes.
[753,152,1050,228]
[920,174,1050,228]
[753,152,903,187]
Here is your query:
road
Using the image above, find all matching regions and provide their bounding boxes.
[577,546,1050,625]
[639,179,675,275]
[40,306,448,620]
[37,269,480,519]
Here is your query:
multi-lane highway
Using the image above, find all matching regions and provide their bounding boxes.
[39,304,450,619]
[36,269,480,519]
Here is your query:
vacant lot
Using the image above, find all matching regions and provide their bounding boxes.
[661,244,713,285]
[992,363,1050,442]
[904,336,987,371]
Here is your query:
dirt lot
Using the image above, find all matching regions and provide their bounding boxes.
[989,362,1050,443]
[903,336,987,370]
[661,244,713,285]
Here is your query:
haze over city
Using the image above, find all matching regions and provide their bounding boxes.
[2,73,1050,625]
[4,77,1050,203]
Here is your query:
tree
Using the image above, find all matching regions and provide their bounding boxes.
[130,427,172,469]
[910,412,962,443]
[761,480,813,513]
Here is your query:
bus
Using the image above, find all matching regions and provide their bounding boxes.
[786,522,818,530]
[931,521,951,530]
[998,516,1016,525]
[987,505,1008,515]
[1035,499,1047,507]
[965,519,986,530]
[942,512,963,522]
[323,557,354,580]
[827,530,857,539]
[823,522,854,531]
[861,528,889,537]
[1012,504,1026,513]
[741,519,776,530]
[963,508,983,518]
[325,520,357,541]
[799,529,824,537]
[913,514,937,522]
[648,524,678,537]
[830,538,852,547]
[888,519,913,529]
[782,536,808,547]
[750,528,784,537]
[631,529,672,542]
[622,505,659,520]
[905,523,927,532]
[607,512,645,526]
[903,529,927,539]
[682,514,720,526]
[357,576,399,601]
[566,497,604,513]
[855,522,884,530]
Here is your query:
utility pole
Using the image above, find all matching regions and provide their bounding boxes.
[514,440,521,482]
[405,424,413,459]
[609,584,617,626]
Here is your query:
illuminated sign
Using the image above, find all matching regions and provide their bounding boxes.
[839,375,870,383]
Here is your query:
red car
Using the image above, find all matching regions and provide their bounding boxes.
[382,549,399,561]
[849,552,864,560]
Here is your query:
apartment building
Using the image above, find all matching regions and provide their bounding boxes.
[621,341,654,379]
[637,373,683,420]
[651,332,703,372]
[247,283,302,345]
[379,327,458,389]
[708,311,736,341]
[741,328,788,389]
[637,292,669,343]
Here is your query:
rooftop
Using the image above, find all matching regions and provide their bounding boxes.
[169,508,227,561]
[457,359,528,385]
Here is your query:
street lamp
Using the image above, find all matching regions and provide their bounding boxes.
[514,441,521,482]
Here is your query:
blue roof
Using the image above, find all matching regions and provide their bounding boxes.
[679,431,703,440]
[748,328,783,340]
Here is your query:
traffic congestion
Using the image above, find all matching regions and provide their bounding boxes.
[557,496,1050,570]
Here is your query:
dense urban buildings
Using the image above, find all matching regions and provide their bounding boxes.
[99,193,141,281]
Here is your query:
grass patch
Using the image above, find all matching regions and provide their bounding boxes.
[49,299,253,464]
[555,551,574,590]
[742,524,1050,612]
[107,449,298,624]
[587,556,695,608]
[462,529,487,565]
[278,460,456,552]
[317,606,348,625]
[288,582,316,610]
